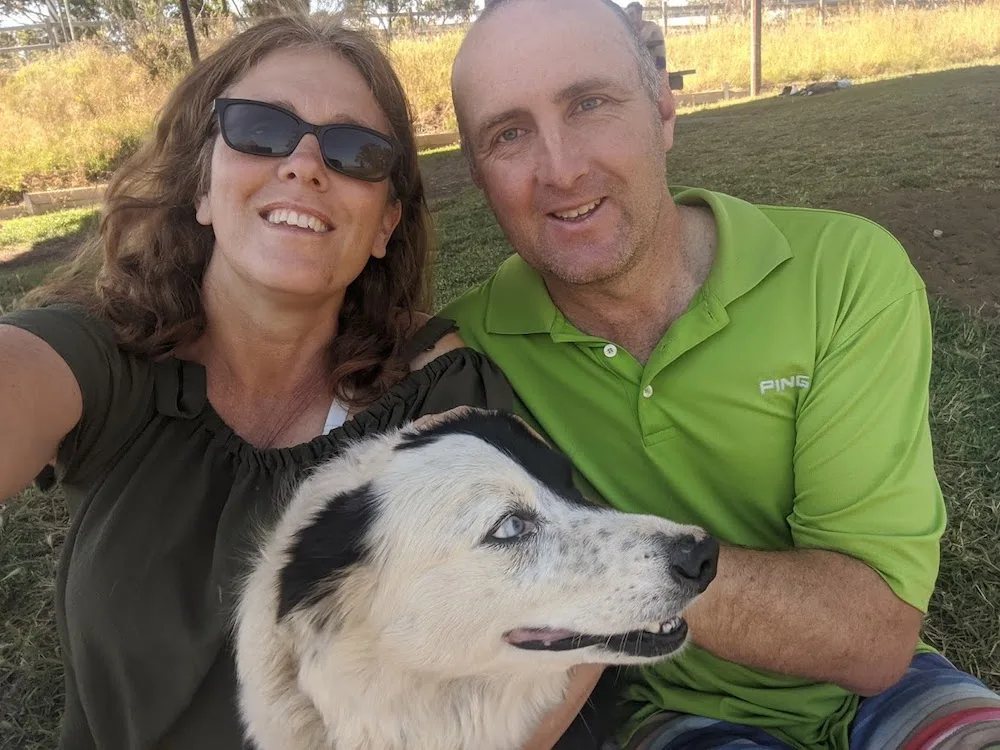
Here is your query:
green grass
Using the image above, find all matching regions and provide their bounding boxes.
[0,209,98,253]
[2,66,1000,748]
[665,65,1000,206]
[923,304,1000,684]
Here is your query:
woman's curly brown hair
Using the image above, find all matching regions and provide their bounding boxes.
[23,13,434,407]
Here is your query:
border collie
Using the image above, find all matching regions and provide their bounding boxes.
[234,410,718,750]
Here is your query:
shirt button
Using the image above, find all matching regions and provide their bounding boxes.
[642,385,654,398]
[603,344,618,358]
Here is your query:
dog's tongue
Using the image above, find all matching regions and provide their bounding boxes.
[505,627,577,645]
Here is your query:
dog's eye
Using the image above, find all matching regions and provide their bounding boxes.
[491,514,537,541]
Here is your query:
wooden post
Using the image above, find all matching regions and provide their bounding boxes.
[819,0,825,25]
[750,0,761,96]
[62,0,76,41]
[178,0,200,64]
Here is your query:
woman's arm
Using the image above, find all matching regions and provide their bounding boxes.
[0,325,82,502]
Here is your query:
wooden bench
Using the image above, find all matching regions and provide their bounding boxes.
[668,69,697,90]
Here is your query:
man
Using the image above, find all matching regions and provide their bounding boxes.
[624,1,667,74]
[441,0,1000,748]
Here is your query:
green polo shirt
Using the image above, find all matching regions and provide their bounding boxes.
[441,187,946,750]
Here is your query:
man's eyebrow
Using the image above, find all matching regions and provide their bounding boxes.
[554,77,625,103]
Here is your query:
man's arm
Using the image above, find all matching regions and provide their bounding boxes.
[687,271,944,696]
[683,546,922,695]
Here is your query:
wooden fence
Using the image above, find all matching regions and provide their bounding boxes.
[0,0,974,58]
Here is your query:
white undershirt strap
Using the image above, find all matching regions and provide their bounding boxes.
[323,398,350,434]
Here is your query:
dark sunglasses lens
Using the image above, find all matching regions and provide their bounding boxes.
[321,127,394,181]
[221,102,301,157]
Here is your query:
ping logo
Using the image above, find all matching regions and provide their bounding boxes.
[760,375,811,395]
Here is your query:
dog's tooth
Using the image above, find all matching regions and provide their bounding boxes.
[643,622,662,634]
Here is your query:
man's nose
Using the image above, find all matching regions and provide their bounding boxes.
[536,130,587,191]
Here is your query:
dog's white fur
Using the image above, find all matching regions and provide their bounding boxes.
[234,413,713,750]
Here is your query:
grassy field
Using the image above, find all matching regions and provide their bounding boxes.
[1,65,1000,747]
[1,2,999,203]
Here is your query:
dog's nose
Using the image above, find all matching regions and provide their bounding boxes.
[662,534,719,593]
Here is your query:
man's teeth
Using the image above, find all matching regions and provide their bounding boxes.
[265,208,330,233]
[643,617,683,635]
[552,199,601,220]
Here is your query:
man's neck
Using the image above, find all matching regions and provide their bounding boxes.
[545,202,717,365]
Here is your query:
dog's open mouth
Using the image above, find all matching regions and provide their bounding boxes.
[503,616,688,657]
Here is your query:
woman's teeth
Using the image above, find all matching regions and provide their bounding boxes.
[265,209,330,233]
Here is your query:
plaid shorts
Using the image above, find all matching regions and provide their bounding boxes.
[626,653,1000,750]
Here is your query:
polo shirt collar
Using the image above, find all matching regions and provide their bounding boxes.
[484,186,792,336]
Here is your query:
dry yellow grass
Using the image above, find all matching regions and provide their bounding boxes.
[0,43,179,201]
[0,2,997,200]
[390,31,465,133]
[665,2,1000,91]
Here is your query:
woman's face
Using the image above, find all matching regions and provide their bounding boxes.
[196,47,402,303]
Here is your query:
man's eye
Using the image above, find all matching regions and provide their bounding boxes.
[498,127,522,143]
[578,97,603,111]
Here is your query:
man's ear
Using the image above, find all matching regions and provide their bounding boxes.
[659,77,677,153]
[467,149,483,189]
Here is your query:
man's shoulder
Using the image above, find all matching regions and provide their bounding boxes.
[639,20,663,38]
[762,202,925,304]
[692,186,925,301]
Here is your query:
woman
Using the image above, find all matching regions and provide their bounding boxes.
[0,14,596,750]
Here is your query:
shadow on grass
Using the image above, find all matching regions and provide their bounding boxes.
[0,234,85,274]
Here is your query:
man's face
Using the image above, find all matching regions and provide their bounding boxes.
[625,5,643,29]
[452,0,675,288]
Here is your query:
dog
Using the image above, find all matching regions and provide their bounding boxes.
[233,410,718,750]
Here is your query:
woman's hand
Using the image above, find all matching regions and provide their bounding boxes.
[521,664,607,750]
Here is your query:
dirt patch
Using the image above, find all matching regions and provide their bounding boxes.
[830,187,1000,317]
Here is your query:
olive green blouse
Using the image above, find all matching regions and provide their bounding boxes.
[1,302,513,750]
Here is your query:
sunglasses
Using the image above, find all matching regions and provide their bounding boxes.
[212,98,398,183]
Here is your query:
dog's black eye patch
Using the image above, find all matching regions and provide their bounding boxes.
[398,411,582,500]
[277,483,379,620]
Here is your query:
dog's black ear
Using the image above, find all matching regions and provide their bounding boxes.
[398,410,578,496]
[277,483,379,620]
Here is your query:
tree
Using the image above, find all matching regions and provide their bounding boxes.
[329,0,475,35]
[1,0,102,46]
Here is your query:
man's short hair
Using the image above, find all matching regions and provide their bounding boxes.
[473,0,660,103]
